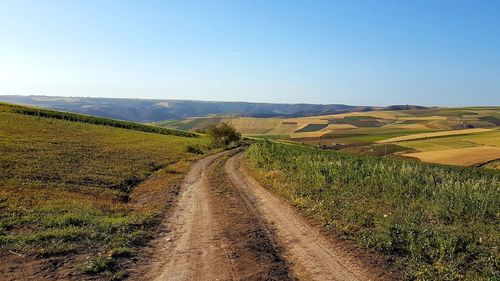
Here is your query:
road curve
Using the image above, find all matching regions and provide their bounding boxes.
[226,152,372,281]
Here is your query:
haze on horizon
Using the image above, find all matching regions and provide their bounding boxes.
[0,0,499,107]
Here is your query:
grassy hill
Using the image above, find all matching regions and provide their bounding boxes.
[0,104,211,279]
[165,107,500,168]
[246,141,500,280]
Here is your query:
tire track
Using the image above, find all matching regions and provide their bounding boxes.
[226,152,379,281]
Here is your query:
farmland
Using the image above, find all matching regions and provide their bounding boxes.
[245,141,500,280]
[0,104,211,279]
[163,106,500,168]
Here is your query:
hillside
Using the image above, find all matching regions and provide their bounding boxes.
[0,104,211,279]
[245,141,500,280]
[165,107,500,168]
[0,95,363,122]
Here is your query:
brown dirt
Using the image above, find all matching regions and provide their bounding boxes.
[134,151,293,281]
[206,155,293,280]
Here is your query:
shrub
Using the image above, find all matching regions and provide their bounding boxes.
[206,122,241,148]
[185,144,204,154]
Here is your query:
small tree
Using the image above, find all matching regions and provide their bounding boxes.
[207,122,241,148]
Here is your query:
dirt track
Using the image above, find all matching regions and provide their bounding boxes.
[142,151,387,281]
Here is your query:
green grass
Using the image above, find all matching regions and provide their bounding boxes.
[327,129,437,143]
[246,141,500,280]
[246,134,290,140]
[0,102,198,138]
[294,124,328,132]
[0,105,211,278]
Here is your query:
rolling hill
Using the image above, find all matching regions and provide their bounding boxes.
[164,107,500,168]
[0,103,212,279]
[0,95,365,122]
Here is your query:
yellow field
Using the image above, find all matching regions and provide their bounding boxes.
[323,124,358,130]
[403,146,500,166]
[226,117,282,134]
[383,123,432,130]
[286,118,329,124]
[290,131,330,139]
[462,130,500,147]
[316,110,405,120]
[378,128,493,143]
[398,116,448,121]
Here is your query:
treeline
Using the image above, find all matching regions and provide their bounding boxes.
[0,102,198,138]
[246,141,499,280]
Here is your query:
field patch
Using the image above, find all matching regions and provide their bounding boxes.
[403,146,500,166]
[290,131,330,139]
[378,128,492,143]
[293,123,328,132]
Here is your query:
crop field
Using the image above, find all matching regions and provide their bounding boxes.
[403,146,500,166]
[294,123,328,132]
[245,141,500,280]
[378,128,493,143]
[0,105,210,279]
[395,129,500,166]
[162,107,500,168]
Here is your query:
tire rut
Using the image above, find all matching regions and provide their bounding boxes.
[141,151,292,281]
[226,152,384,281]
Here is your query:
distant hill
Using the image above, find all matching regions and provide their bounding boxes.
[0,95,377,122]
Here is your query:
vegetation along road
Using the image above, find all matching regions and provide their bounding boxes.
[135,150,391,281]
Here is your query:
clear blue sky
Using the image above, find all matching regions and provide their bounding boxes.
[1,0,499,106]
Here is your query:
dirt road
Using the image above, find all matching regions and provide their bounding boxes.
[142,151,387,281]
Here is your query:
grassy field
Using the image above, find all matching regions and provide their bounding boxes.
[402,146,500,166]
[0,105,211,279]
[245,141,500,280]
[1,102,198,138]
[379,128,493,143]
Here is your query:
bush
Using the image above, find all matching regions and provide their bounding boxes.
[185,144,204,154]
[206,122,241,148]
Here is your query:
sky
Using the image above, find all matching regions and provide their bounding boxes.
[0,0,499,106]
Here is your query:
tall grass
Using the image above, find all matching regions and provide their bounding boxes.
[246,141,500,280]
[0,102,198,138]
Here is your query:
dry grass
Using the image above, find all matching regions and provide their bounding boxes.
[226,117,282,134]
[319,111,404,120]
[324,124,358,130]
[403,146,500,166]
[378,128,493,143]
[384,123,431,130]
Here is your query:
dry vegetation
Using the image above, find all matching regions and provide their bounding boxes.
[402,146,500,166]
